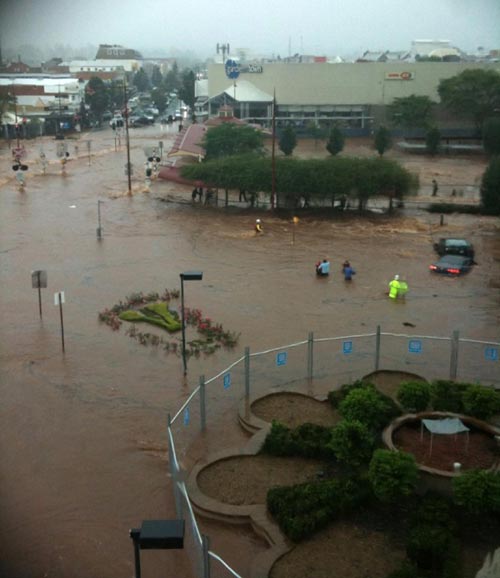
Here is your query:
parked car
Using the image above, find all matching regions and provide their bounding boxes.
[128,115,150,127]
[433,238,475,259]
[429,255,474,275]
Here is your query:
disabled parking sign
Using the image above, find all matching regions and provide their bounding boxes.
[484,347,498,361]
[343,341,353,355]
[408,340,422,354]
[223,373,231,389]
[276,351,288,366]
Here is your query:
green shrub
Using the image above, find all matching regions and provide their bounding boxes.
[430,380,467,413]
[260,421,296,456]
[461,384,500,419]
[328,420,375,468]
[339,387,400,431]
[413,493,455,530]
[290,422,336,459]
[267,477,371,542]
[397,381,431,412]
[453,470,500,514]
[369,449,418,503]
[327,379,375,407]
[406,525,454,572]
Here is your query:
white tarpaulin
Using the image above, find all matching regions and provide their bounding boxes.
[422,418,470,435]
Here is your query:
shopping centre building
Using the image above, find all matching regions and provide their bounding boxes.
[199,60,500,134]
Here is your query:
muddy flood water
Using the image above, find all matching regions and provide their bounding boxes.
[1,126,499,578]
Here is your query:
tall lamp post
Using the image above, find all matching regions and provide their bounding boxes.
[180,271,203,374]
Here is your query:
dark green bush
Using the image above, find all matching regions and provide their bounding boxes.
[328,419,375,468]
[260,421,296,456]
[327,379,375,407]
[453,469,500,514]
[430,380,467,413]
[413,493,455,531]
[369,449,418,503]
[397,381,431,412]
[406,525,454,573]
[461,384,500,419]
[339,387,400,431]
[267,477,371,542]
[290,422,336,459]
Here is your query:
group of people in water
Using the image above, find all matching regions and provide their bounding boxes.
[315,259,356,281]
[388,274,409,300]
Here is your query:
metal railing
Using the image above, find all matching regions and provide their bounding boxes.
[167,327,499,578]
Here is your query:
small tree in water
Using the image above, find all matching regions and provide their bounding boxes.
[326,125,345,156]
[279,125,297,156]
[374,125,392,156]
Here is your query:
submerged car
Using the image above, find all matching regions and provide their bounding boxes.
[433,238,475,259]
[429,255,474,275]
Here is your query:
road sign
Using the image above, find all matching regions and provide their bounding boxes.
[32,270,47,289]
[225,59,240,80]
[184,407,190,425]
[223,373,231,389]
[276,351,287,366]
[343,341,353,355]
[54,291,65,305]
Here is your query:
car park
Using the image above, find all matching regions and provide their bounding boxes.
[433,238,475,259]
[429,254,474,275]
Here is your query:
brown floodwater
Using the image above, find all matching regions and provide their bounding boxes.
[1,127,499,578]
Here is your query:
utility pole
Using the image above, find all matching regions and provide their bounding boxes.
[123,80,132,195]
[271,88,276,210]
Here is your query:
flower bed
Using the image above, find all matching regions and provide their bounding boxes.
[98,288,239,357]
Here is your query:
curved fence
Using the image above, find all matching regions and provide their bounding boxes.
[167,327,500,578]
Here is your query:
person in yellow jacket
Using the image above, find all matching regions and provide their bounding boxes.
[398,278,409,301]
[388,274,400,299]
[255,219,263,234]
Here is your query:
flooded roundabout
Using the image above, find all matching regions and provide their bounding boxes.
[1,129,499,578]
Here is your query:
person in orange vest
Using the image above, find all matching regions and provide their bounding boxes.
[255,219,263,233]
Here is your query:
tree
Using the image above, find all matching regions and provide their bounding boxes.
[151,65,163,88]
[374,125,392,156]
[133,69,150,93]
[279,125,297,156]
[151,86,168,114]
[338,387,399,431]
[438,69,500,130]
[425,126,441,156]
[178,69,196,110]
[482,117,500,155]
[85,77,109,121]
[389,95,434,130]
[397,381,431,412]
[368,449,418,503]
[480,156,500,215]
[163,62,180,93]
[326,125,345,155]
[201,124,265,160]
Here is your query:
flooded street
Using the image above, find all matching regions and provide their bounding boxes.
[1,124,499,578]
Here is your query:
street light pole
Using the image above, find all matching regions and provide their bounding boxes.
[123,80,132,195]
[180,271,203,375]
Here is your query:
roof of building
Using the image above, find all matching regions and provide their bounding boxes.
[221,79,273,102]
[95,44,142,60]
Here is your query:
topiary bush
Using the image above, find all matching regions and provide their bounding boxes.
[369,449,418,503]
[339,387,400,431]
[260,421,296,456]
[461,384,500,420]
[267,477,371,542]
[327,379,375,408]
[429,380,467,413]
[328,419,375,468]
[397,381,431,412]
[452,470,500,515]
[290,422,336,459]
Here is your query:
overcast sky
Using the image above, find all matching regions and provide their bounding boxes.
[1,0,499,61]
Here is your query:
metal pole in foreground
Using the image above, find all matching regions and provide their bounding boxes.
[179,271,203,375]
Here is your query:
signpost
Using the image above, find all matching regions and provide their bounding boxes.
[54,291,66,353]
[32,270,47,318]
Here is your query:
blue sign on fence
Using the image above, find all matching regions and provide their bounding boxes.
[343,341,353,355]
[484,347,498,361]
[223,373,231,389]
[276,351,288,366]
[183,407,190,426]
[408,340,422,354]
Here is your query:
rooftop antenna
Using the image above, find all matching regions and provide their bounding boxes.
[216,43,230,63]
